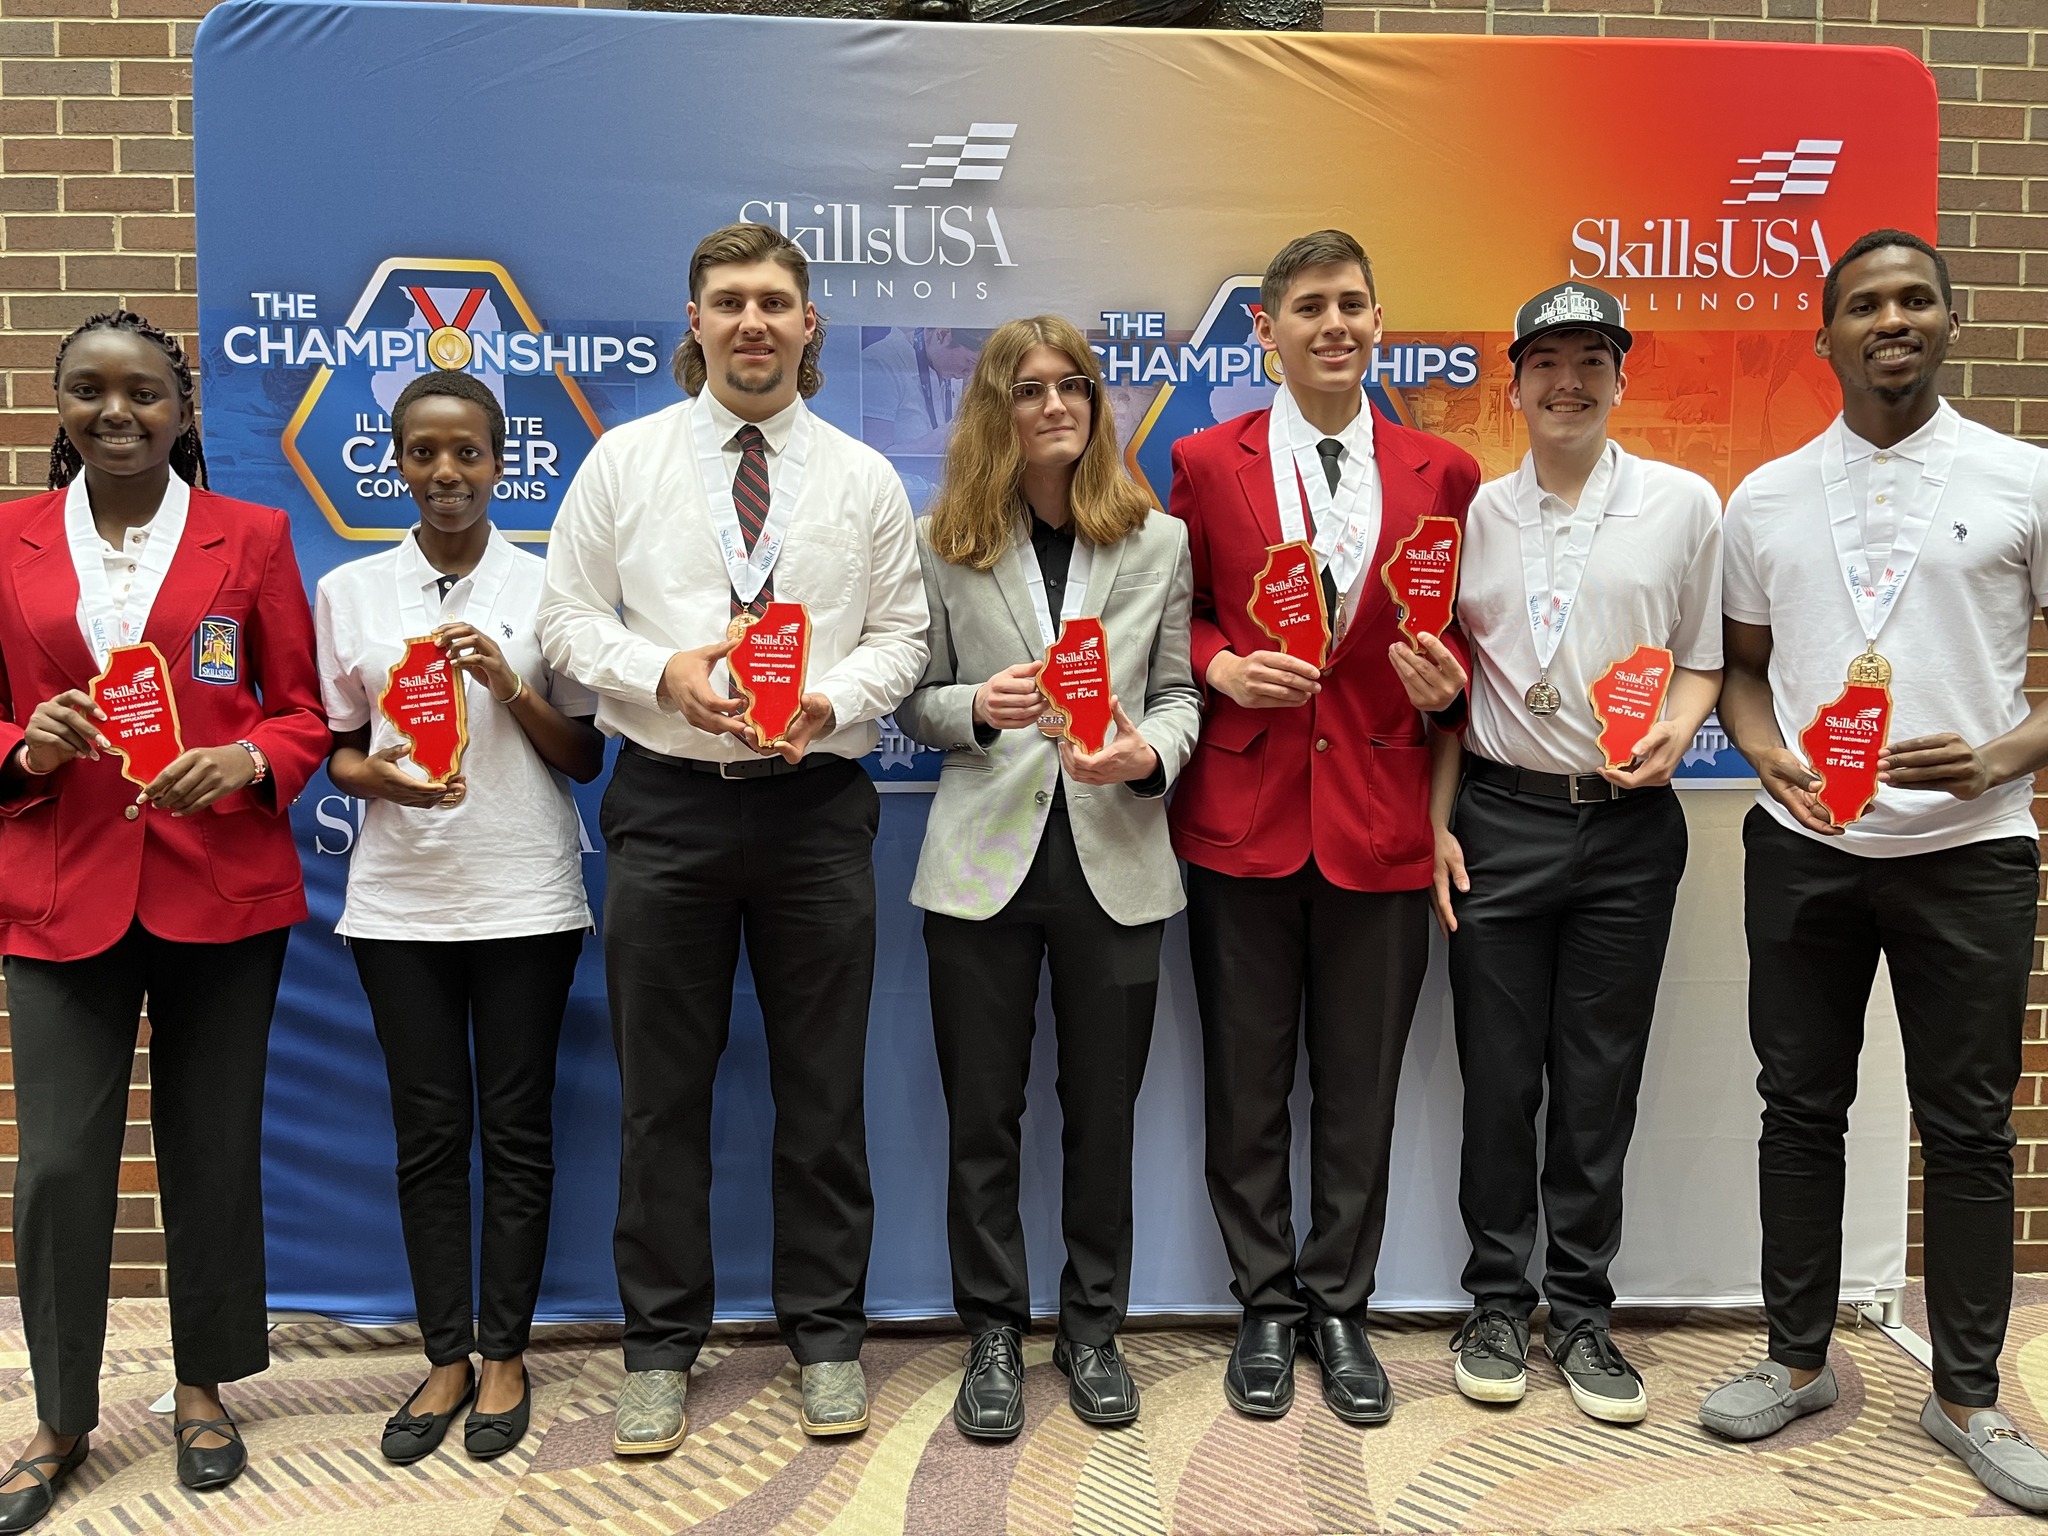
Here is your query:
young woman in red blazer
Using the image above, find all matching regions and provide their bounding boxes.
[0,312,328,1533]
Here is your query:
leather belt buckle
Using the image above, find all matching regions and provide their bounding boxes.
[1567,773,1616,805]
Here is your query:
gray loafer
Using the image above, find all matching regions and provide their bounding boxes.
[1699,1360,1837,1440]
[614,1368,689,1455]
[1920,1396,2048,1511]
[800,1359,869,1437]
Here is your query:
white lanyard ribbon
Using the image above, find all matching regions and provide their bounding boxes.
[1021,524,1095,648]
[1820,407,1956,647]
[690,397,812,607]
[66,471,190,668]
[1516,443,1618,674]
[1267,396,1377,597]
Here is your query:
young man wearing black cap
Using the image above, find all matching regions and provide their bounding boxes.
[1702,230,2048,1511]
[1433,281,1724,1421]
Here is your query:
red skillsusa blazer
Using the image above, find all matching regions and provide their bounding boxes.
[0,487,330,961]
[1167,406,1480,892]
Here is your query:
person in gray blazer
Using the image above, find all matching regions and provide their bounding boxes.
[894,315,1201,1442]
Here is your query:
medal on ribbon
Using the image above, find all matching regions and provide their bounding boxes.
[727,600,811,748]
[1589,644,1675,770]
[89,641,185,789]
[1038,616,1114,754]
[1246,542,1330,668]
[380,635,469,784]
[1380,514,1461,650]
[1798,647,1893,827]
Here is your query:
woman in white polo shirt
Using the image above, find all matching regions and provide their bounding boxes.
[314,370,604,1466]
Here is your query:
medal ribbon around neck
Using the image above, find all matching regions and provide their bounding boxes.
[1022,526,1094,649]
[690,397,813,608]
[1819,406,1957,649]
[66,470,190,669]
[1517,443,1617,686]
[1267,394,1375,597]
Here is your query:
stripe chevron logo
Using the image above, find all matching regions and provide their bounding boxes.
[1724,138,1842,204]
[895,123,1017,190]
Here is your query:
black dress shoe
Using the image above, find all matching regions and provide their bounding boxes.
[174,1415,247,1491]
[0,1435,87,1534]
[1307,1316,1393,1425]
[954,1327,1025,1441]
[1224,1315,1297,1419]
[1052,1335,1138,1426]
[381,1368,475,1465]
[464,1366,532,1460]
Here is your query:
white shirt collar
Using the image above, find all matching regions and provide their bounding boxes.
[1276,385,1376,464]
[699,387,804,457]
[1514,440,1620,515]
[396,522,513,598]
[66,467,190,547]
[1837,398,1953,467]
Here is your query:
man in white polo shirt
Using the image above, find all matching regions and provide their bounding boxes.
[1701,229,2048,1512]
[1431,282,1723,1423]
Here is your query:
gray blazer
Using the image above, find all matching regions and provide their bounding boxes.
[895,509,1202,925]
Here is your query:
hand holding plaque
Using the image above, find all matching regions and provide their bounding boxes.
[1798,648,1892,827]
[1380,515,1462,649]
[1589,644,1675,771]
[1039,616,1114,753]
[88,641,184,789]
[727,600,812,750]
[1247,542,1330,668]
[380,636,469,785]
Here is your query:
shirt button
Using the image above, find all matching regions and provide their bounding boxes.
[124,804,140,821]
[1875,494,1887,504]
[1315,738,1331,752]
[1034,790,1049,805]
[1875,453,1889,464]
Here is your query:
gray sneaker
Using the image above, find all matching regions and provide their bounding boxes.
[1546,1320,1647,1424]
[1451,1306,1530,1404]
[800,1359,869,1437]
[613,1368,689,1455]
[1920,1395,2048,1511]
[1699,1360,1837,1440]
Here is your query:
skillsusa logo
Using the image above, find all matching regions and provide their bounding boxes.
[895,123,1015,191]
[1725,139,1842,204]
[260,260,660,541]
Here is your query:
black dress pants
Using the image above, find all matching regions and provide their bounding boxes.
[1744,807,2038,1407]
[602,749,878,1371]
[350,930,583,1365]
[4,920,287,1434]
[1186,858,1430,1326]
[1447,777,1688,1331]
[923,809,1162,1346]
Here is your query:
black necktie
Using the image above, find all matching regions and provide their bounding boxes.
[731,423,770,617]
[1314,437,1343,618]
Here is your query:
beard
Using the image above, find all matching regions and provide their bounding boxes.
[1869,376,1931,406]
[725,362,785,397]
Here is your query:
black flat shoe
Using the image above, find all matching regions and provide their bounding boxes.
[174,1416,246,1491]
[464,1367,532,1461]
[1224,1315,1297,1419]
[1307,1316,1393,1425]
[1052,1334,1138,1426]
[381,1368,475,1465]
[0,1436,87,1534]
[954,1327,1025,1441]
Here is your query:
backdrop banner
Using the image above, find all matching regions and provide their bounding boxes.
[191,0,1931,1321]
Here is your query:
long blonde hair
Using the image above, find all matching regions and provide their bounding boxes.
[925,315,1150,570]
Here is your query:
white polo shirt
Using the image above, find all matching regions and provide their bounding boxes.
[1460,442,1724,775]
[1723,401,2048,856]
[315,527,596,940]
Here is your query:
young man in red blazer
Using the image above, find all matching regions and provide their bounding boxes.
[1169,230,1478,1425]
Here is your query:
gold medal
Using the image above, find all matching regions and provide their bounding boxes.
[1525,675,1562,715]
[1846,645,1892,686]
[426,325,473,371]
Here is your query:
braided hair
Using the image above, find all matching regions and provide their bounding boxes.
[46,310,208,491]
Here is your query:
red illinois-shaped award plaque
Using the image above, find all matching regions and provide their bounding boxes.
[727,601,811,747]
[1589,644,1675,771]
[379,636,469,784]
[1380,515,1462,649]
[1247,541,1330,667]
[89,640,184,789]
[1797,650,1893,828]
[1039,616,1114,754]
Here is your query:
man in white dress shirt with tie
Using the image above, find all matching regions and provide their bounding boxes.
[1701,229,2048,1511]
[539,222,929,1454]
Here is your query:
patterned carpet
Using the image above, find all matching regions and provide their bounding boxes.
[4,1284,2045,1535]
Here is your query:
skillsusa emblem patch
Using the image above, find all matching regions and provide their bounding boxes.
[192,617,240,684]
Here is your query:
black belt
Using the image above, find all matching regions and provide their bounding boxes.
[1463,753,1651,805]
[622,738,844,780]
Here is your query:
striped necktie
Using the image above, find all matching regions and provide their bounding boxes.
[732,423,771,617]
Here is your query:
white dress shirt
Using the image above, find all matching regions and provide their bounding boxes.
[1270,384,1380,624]
[1461,443,1724,775]
[537,391,929,762]
[1724,401,2048,856]
[316,527,595,940]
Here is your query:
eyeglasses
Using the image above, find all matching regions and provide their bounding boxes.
[1009,376,1095,407]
